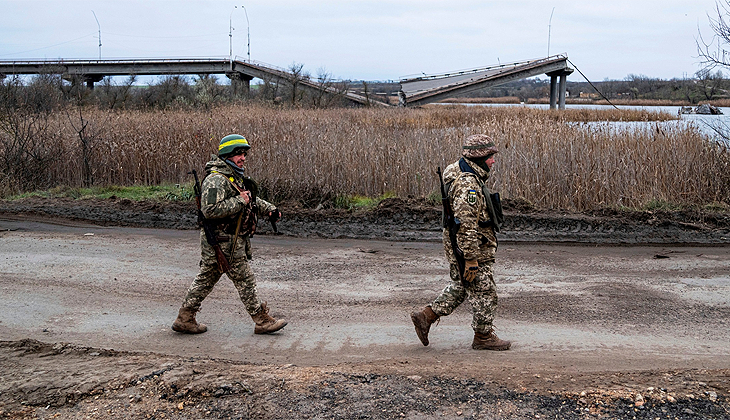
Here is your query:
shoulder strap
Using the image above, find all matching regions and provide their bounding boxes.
[208,170,236,186]
[452,158,484,192]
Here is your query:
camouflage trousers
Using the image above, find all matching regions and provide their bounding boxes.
[180,231,261,316]
[430,262,498,334]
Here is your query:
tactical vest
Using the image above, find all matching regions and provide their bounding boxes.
[445,158,504,233]
[208,171,259,235]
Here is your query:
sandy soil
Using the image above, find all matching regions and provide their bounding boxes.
[0,198,729,419]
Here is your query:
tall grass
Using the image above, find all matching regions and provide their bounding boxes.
[10,104,730,211]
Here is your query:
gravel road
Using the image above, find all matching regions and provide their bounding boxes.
[0,209,728,419]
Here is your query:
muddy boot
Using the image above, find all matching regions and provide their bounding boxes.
[251,302,287,334]
[171,307,208,334]
[410,306,439,346]
[472,329,511,351]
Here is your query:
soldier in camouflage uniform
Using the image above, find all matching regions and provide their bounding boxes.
[410,134,511,351]
[172,134,286,335]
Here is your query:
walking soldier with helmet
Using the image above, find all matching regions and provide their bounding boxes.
[411,134,511,351]
[171,134,286,335]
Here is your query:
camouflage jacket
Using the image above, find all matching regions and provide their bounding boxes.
[442,157,497,264]
[200,155,276,235]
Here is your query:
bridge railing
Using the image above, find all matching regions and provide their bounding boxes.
[399,53,568,83]
[0,57,238,66]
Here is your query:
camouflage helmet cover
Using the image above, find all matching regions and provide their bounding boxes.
[462,134,498,159]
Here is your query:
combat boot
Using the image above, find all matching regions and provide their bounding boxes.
[472,329,511,351]
[410,306,439,346]
[171,307,208,334]
[251,302,287,334]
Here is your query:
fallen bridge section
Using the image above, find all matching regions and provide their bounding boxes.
[0,58,386,107]
[399,54,573,108]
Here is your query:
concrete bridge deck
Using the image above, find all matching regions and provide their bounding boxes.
[399,54,573,108]
[0,57,386,107]
[1,55,574,109]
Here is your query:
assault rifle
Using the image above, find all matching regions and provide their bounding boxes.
[189,170,231,273]
[437,167,466,282]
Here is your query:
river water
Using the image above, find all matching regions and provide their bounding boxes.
[453,103,730,146]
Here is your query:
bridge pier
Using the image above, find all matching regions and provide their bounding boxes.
[547,69,573,110]
[84,75,103,89]
[62,74,103,89]
[226,72,253,96]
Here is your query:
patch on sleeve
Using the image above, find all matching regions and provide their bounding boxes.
[206,188,219,205]
[466,189,478,205]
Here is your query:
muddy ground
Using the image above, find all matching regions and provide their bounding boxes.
[0,197,729,419]
[2,196,730,244]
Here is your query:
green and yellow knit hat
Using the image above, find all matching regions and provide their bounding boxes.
[218,134,250,157]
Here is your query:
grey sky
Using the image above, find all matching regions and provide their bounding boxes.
[0,0,723,82]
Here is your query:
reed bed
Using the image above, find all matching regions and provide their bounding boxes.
[17,105,730,210]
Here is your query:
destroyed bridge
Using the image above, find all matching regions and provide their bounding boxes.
[0,54,573,108]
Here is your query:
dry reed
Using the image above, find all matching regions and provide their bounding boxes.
[28,105,730,210]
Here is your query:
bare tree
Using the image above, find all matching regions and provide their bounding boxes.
[98,75,137,110]
[194,74,225,109]
[66,88,104,187]
[0,75,63,195]
[144,75,194,109]
[286,62,309,106]
[698,1,730,70]
[308,68,349,108]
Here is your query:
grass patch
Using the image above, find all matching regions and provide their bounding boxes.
[333,192,397,210]
[641,199,684,212]
[7,183,195,202]
[703,202,730,212]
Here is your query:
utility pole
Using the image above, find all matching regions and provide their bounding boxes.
[229,7,235,64]
[92,10,102,59]
[230,5,250,64]
[242,5,250,62]
[547,7,555,57]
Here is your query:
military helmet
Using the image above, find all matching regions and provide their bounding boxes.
[462,134,498,159]
[218,134,250,157]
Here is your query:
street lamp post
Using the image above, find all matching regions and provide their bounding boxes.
[229,5,250,64]
[547,7,555,57]
[92,10,102,59]
[242,5,250,62]
[229,7,235,64]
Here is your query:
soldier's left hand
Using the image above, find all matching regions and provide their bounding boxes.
[464,259,479,282]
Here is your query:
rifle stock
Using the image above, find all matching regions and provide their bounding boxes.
[437,167,466,282]
[189,170,231,273]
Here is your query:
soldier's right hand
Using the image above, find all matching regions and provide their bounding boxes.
[464,259,479,282]
[240,190,251,204]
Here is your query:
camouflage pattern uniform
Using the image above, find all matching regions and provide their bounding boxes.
[180,155,277,316]
[431,157,499,334]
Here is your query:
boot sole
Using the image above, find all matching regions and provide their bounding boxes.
[410,312,430,346]
[472,343,511,351]
[254,320,288,334]
[171,322,208,334]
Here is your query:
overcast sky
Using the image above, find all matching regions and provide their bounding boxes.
[0,0,725,82]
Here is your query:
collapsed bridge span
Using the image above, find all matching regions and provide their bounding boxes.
[399,54,573,108]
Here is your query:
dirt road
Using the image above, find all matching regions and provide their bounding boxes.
[1,216,729,419]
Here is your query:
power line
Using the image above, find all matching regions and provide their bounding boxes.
[567,58,619,109]
[0,33,96,57]
[104,31,225,40]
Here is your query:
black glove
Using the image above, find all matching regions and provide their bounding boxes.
[268,209,281,233]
